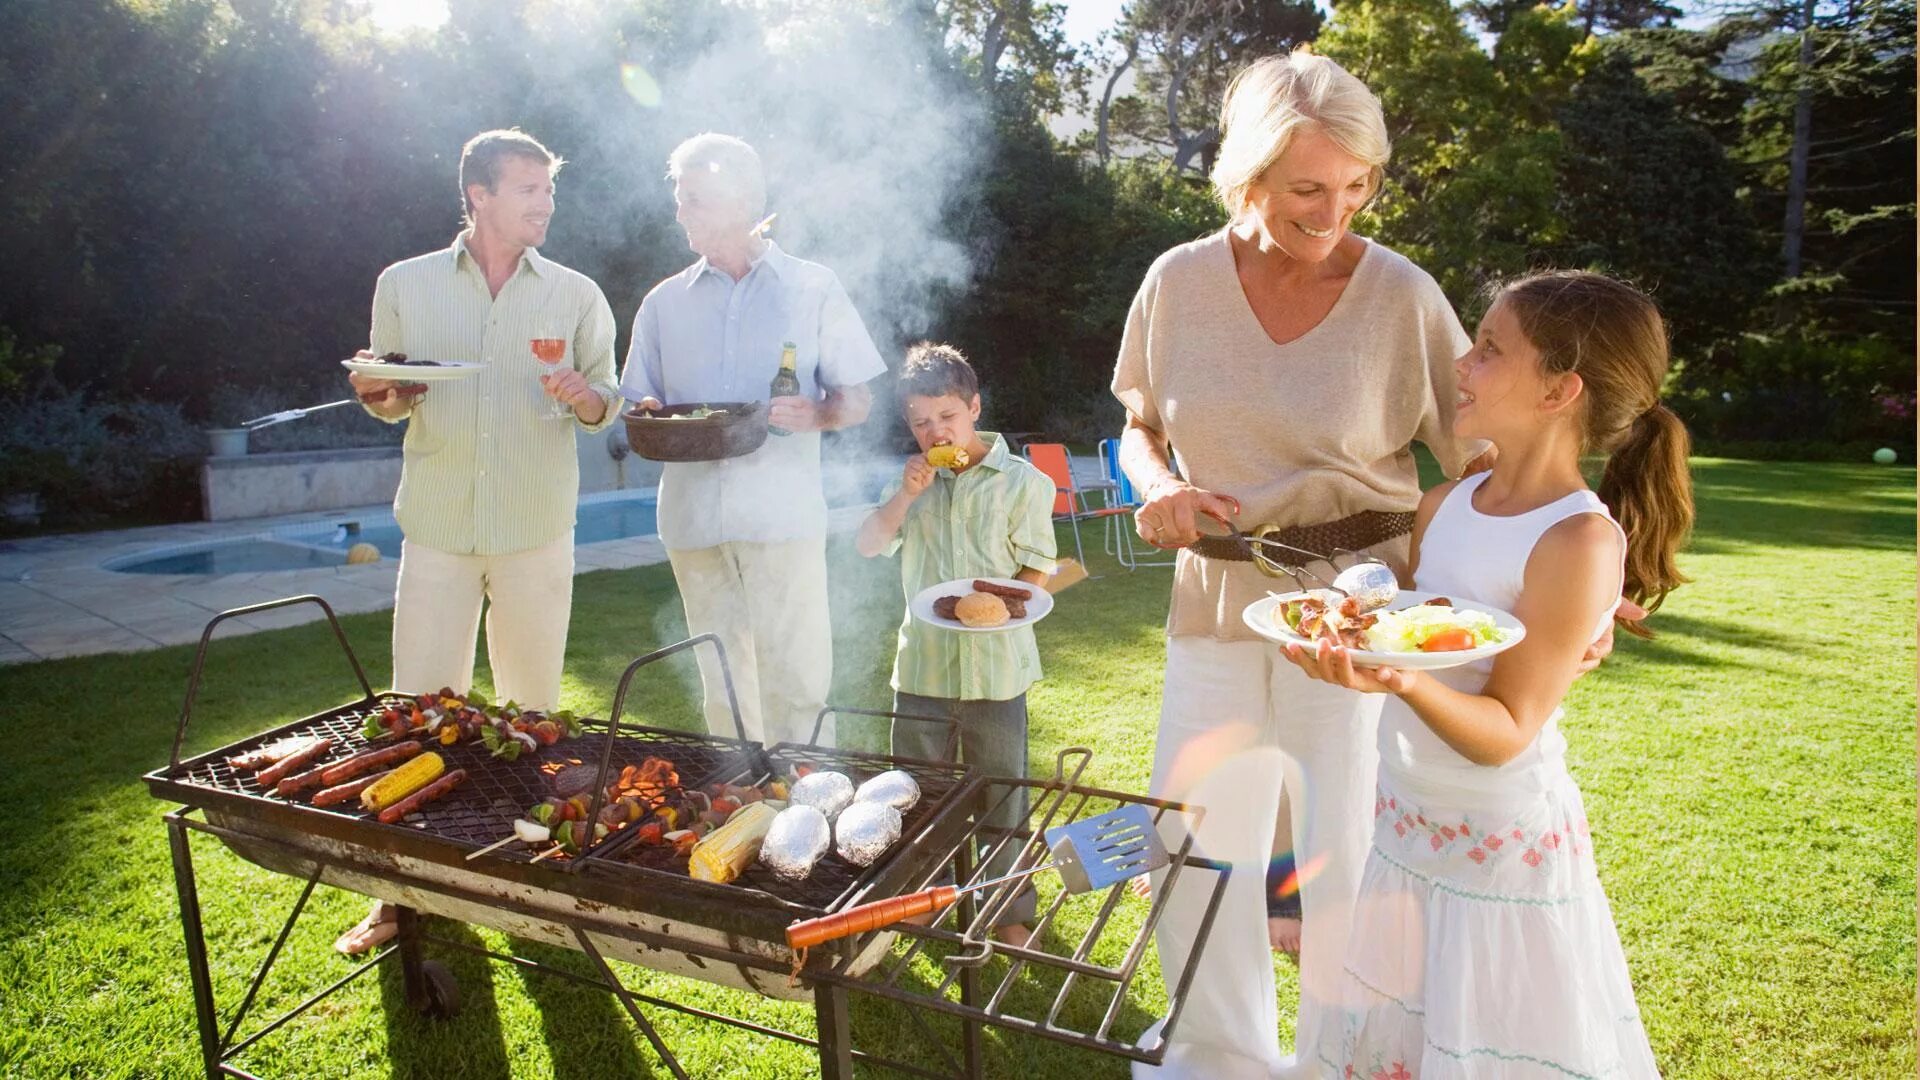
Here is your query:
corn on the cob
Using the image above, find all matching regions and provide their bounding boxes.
[926,444,970,469]
[360,751,445,812]
[688,801,778,883]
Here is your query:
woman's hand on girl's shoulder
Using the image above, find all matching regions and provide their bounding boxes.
[1281,639,1419,696]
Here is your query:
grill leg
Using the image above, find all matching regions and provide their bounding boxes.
[954,841,983,1079]
[574,929,691,1080]
[394,905,430,1014]
[813,982,854,1080]
[167,814,225,1080]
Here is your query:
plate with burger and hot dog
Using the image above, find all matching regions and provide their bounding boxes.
[1242,590,1525,671]
[910,577,1054,633]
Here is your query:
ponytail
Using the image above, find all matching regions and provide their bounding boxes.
[1598,403,1693,638]
[1493,270,1696,639]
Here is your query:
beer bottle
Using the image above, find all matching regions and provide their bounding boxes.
[767,341,801,436]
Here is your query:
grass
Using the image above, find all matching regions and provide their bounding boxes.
[0,458,1911,1078]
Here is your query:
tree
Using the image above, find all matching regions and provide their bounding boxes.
[1551,47,1771,360]
[1320,0,1591,304]
[1098,0,1321,174]
[1734,0,1915,335]
[941,0,1083,115]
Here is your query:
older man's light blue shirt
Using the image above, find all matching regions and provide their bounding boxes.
[621,242,886,549]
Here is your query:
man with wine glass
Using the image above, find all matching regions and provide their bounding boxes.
[620,133,886,749]
[336,128,618,955]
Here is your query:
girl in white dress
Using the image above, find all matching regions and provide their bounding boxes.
[1283,271,1692,1078]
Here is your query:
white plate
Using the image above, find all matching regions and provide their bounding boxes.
[1242,590,1526,670]
[909,577,1054,633]
[341,359,485,381]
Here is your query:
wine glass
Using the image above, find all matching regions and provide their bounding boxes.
[531,336,571,419]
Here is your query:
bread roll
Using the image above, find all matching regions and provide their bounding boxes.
[954,591,1009,627]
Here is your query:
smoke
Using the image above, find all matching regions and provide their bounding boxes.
[522,0,988,735]
[643,1,983,361]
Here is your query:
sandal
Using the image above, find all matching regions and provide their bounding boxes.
[333,901,398,956]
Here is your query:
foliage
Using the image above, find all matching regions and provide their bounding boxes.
[1099,0,1322,174]
[935,99,1224,439]
[0,0,1908,522]
[1320,0,1593,305]
[942,0,1084,115]
[1735,0,1915,338]
[1549,46,1771,359]
[1667,330,1915,448]
[0,388,202,520]
[0,328,61,401]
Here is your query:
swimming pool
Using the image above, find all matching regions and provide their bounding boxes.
[108,491,663,575]
[105,466,892,576]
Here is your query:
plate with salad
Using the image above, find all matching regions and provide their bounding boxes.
[1242,590,1526,670]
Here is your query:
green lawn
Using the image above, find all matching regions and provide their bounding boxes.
[0,459,1912,1078]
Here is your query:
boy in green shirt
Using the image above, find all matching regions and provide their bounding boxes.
[856,343,1057,945]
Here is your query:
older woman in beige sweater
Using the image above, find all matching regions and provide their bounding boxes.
[1114,51,1479,1080]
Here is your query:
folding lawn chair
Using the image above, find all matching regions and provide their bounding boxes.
[1097,438,1175,570]
[1023,442,1135,577]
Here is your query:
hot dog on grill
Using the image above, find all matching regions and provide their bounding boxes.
[255,738,334,789]
[227,735,322,773]
[971,579,1033,601]
[377,769,467,824]
[276,761,335,798]
[320,740,424,786]
[312,770,391,808]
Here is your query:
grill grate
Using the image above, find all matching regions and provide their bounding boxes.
[164,699,755,854]
[158,700,971,918]
[587,743,972,912]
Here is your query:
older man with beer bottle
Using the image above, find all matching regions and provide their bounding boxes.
[622,133,885,748]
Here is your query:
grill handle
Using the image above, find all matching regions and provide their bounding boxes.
[569,633,746,871]
[170,594,374,768]
[808,706,960,761]
[786,886,959,949]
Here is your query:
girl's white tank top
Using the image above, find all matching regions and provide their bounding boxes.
[1378,471,1625,798]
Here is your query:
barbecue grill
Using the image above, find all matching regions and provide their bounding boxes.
[148,596,1230,1079]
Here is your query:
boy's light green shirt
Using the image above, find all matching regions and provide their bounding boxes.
[883,432,1059,701]
[367,235,620,556]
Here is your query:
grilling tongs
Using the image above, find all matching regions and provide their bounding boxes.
[785,803,1168,949]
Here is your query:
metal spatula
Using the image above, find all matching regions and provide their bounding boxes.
[786,803,1168,949]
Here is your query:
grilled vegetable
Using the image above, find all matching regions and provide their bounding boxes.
[688,801,778,884]
[360,752,446,812]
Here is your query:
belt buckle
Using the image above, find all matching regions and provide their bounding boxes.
[1248,524,1294,579]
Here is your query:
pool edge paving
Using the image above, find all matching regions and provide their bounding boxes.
[0,502,874,666]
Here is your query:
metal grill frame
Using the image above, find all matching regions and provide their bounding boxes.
[149,596,1232,1080]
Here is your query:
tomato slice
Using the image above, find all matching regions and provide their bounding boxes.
[1420,627,1478,652]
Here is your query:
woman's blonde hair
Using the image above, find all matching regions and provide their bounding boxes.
[1211,47,1391,219]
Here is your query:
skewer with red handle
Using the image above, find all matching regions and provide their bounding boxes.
[786,886,959,949]
[786,860,1061,949]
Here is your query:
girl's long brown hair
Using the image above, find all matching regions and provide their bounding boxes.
[1495,271,1694,637]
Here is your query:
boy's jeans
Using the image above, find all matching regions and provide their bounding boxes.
[891,691,1037,927]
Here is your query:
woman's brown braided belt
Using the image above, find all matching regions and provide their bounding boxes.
[1187,509,1415,574]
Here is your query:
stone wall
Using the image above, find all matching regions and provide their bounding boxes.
[201,429,662,521]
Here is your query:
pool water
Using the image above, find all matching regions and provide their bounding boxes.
[111,495,662,575]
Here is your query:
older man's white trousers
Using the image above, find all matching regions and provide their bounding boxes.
[667,536,834,748]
